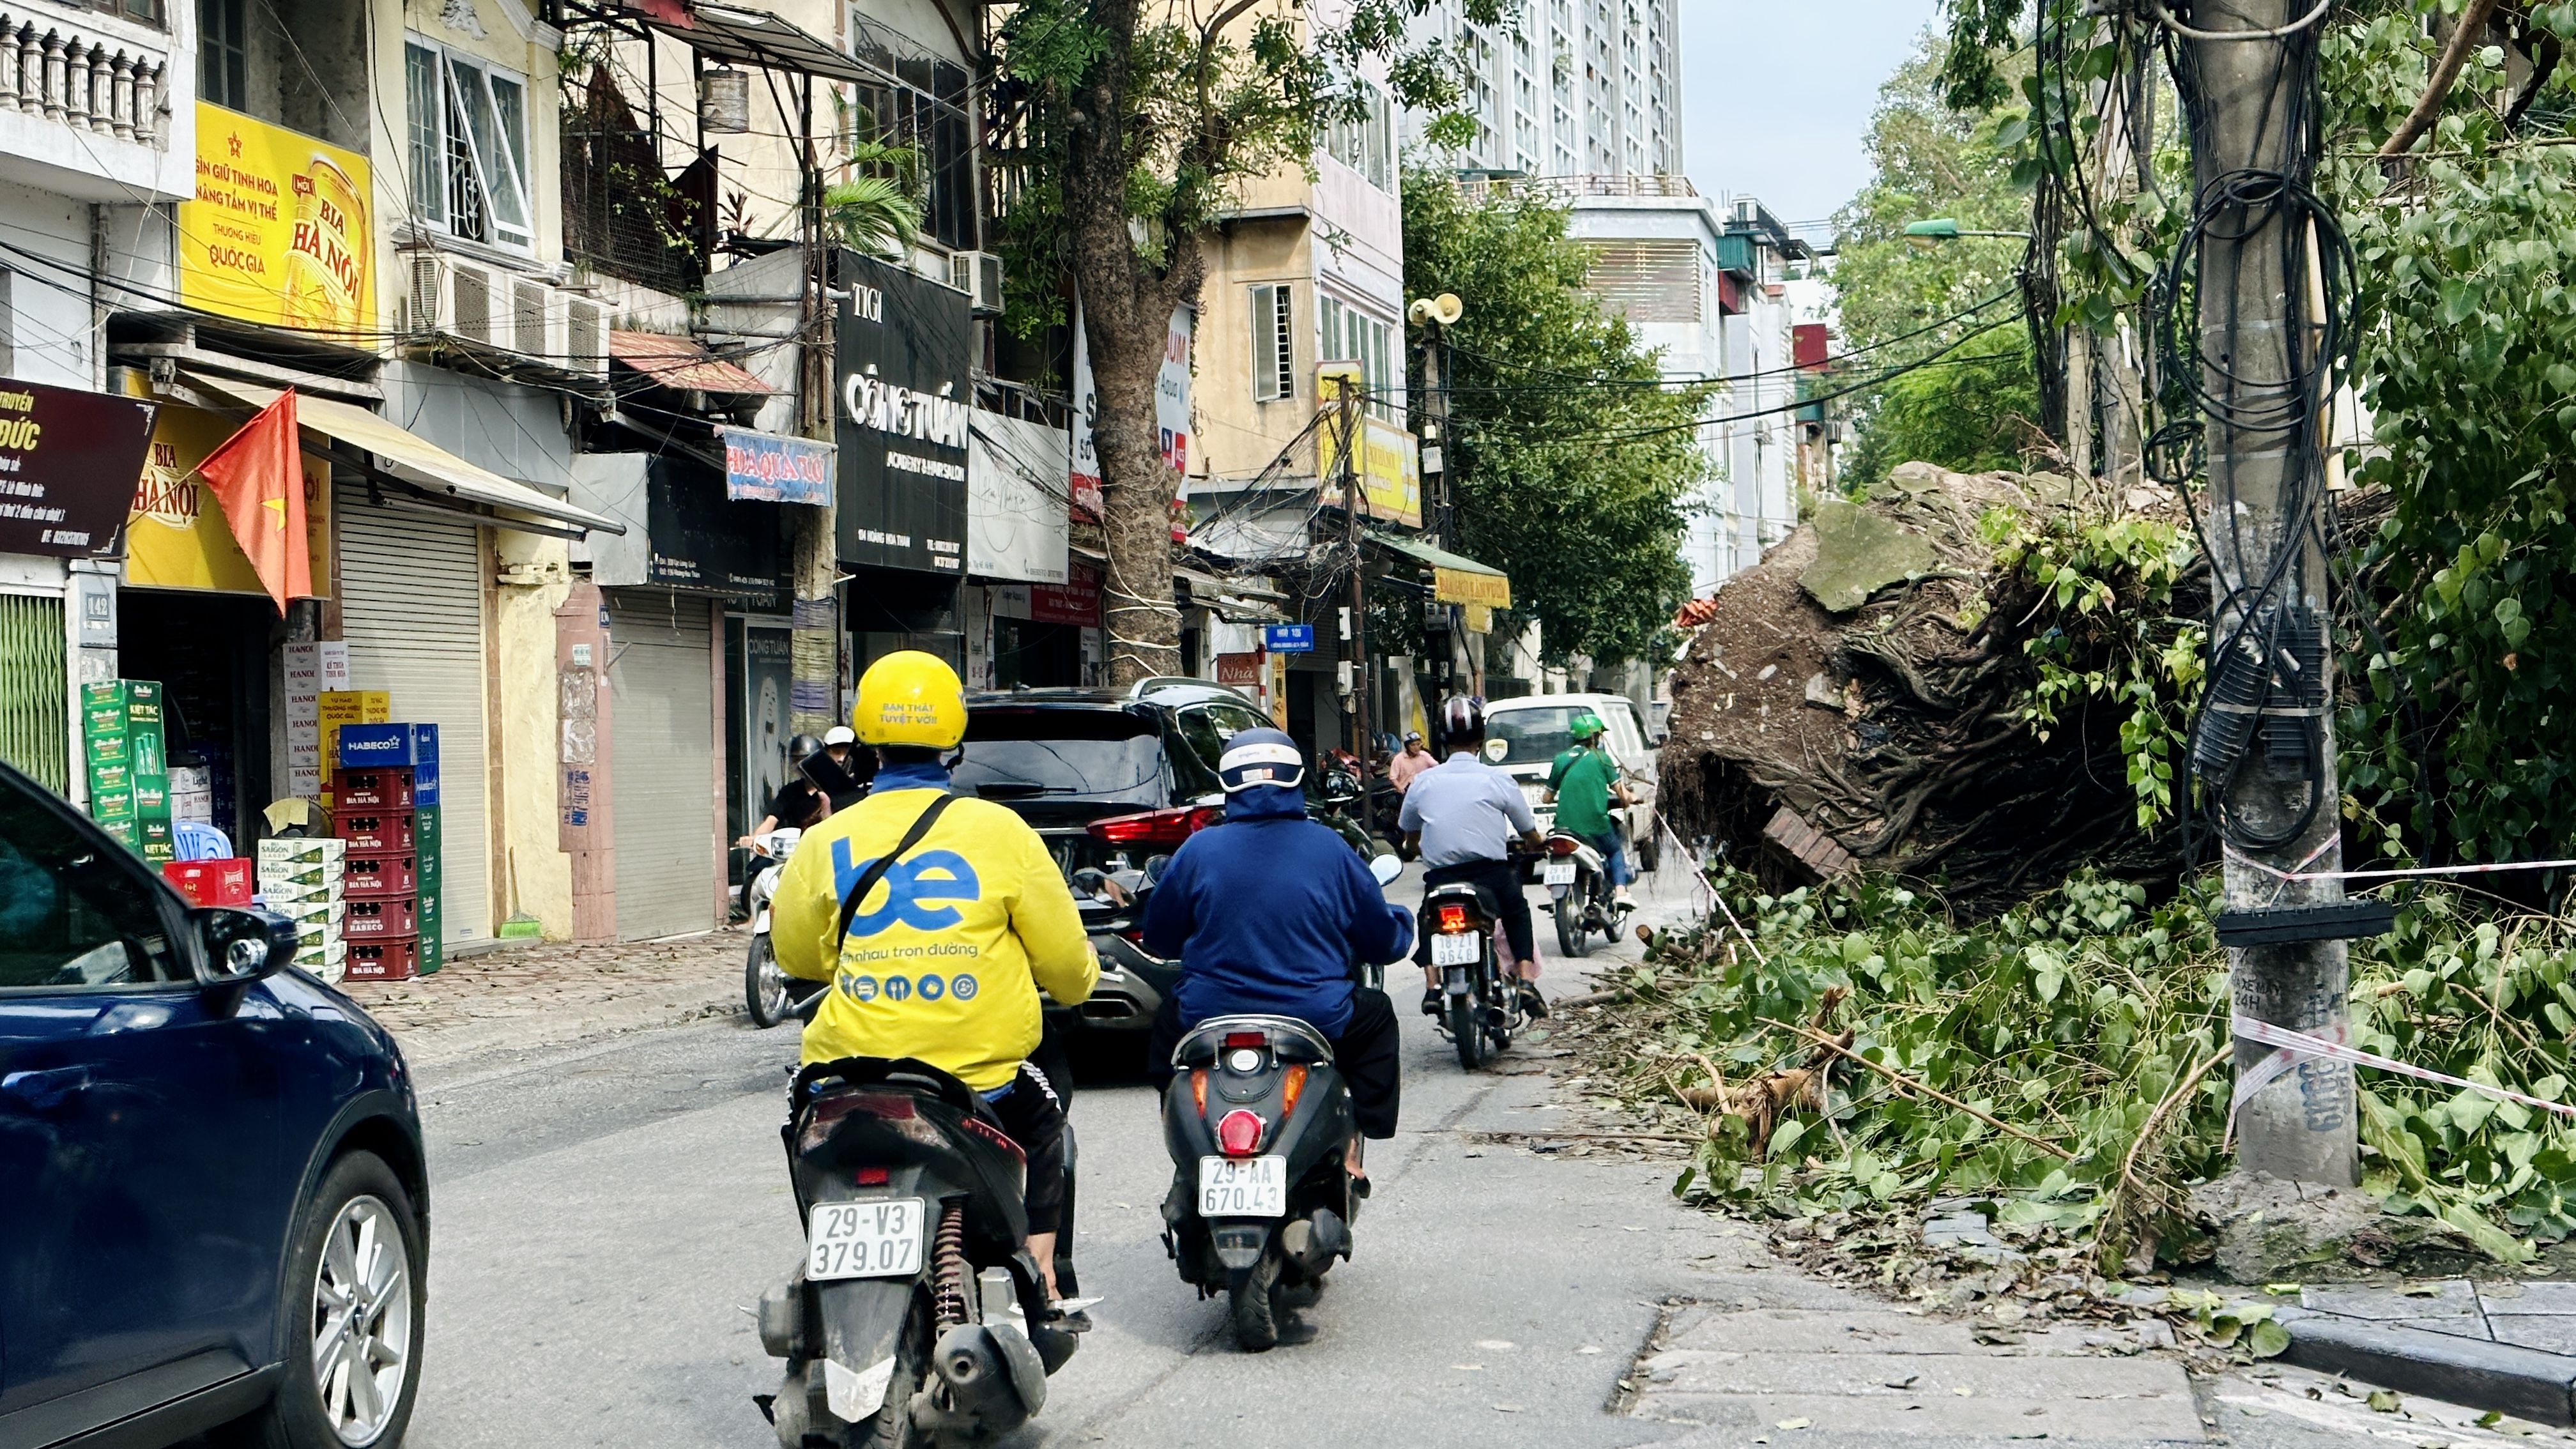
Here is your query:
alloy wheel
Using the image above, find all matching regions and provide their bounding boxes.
[309,1194,413,1445]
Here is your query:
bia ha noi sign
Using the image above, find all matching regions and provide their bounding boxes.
[181,103,373,335]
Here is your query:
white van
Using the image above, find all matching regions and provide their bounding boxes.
[1478,692,1660,869]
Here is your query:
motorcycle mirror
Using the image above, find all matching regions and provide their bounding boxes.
[1142,853,1173,886]
[1368,853,1402,886]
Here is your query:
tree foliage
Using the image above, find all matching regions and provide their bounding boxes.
[1830,32,2043,485]
[1400,174,1710,666]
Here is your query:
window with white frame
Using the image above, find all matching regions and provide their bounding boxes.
[1326,80,1393,191]
[1317,294,1395,422]
[1251,283,1294,402]
[406,37,533,252]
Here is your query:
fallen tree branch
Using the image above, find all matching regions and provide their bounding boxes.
[1760,1018,2078,1162]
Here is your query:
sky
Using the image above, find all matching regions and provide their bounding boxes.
[1678,0,1947,238]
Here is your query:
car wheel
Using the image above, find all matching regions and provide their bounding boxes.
[227,1151,424,1448]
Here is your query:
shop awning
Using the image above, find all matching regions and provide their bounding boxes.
[192,378,627,536]
[610,330,774,395]
[633,3,871,83]
[1368,531,1511,608]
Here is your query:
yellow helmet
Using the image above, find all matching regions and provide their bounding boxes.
[854,650,966,747]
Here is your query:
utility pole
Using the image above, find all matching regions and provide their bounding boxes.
[790,74,839,742]
[1410,292,1472,702]
[1338,374,1372,793]
[2184,2,2356,1184]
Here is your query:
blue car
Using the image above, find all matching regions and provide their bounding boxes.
[0,762,429,1449]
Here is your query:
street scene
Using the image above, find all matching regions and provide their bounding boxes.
[17,0,2576,1447]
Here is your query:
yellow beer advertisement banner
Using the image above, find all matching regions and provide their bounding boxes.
[126,406,330,595]
[1315,372,1423,528]
[181,103,373,334]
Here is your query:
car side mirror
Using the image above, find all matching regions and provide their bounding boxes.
[194,906,296,992]
[1369,854,1402,886]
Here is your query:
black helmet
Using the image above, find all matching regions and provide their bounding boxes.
[787,733,825,761]
[1438,695,1485,739]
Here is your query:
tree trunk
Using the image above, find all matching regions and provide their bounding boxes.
[1057,2,1205,687]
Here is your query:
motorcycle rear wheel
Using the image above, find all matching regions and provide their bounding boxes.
[845,1293,933,1448]
[1448,985,1488,1070]
[746,933,793,1029]
[1229,1254,1284,1351]
[1555,892,1591,958]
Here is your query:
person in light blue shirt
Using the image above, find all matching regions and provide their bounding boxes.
[1397,697,1545,1019]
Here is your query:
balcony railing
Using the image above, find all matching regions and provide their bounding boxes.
[1455,171,1699,207]
[0,13,168,145]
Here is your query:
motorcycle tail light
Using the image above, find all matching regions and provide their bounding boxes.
[1216,1108,1264,1157]
[1223,1031,1266,1050]
[1437,903,1469,932]
[1191,1070,1208,1116]
[1280,1064,1308,1118]
[854,1166,890,1186]
[1548,835,1581,857]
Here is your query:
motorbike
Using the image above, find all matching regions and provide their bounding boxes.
[745,828,827,1029]
[757,1056,1083,1448]
[1540,830,1630,958]
[1154,853,1402,1351]
[1420,861,1534,1071]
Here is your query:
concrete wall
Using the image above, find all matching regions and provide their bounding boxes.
[492,530,575,937]
[1197,215,1319,486]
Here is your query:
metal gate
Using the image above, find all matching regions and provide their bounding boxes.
[0,593,64,794]
[608,591,717,940]
[336,484,490,944]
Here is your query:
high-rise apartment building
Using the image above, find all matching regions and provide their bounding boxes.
[1405,0,1682,179]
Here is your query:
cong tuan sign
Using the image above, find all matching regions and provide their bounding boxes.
[835,256,970,574]
[0,381,155,558]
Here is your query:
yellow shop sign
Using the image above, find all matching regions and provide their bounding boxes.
[125,406,330,595]
[181,103,373,335]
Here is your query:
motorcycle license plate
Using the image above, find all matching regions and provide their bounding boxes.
[1543,861,1577,886]
[806,1197,926,1282]
[1199,1156,1287,1217]
[1430,931,1480,966]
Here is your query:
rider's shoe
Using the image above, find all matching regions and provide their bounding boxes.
[1612,887,1637,908]
[1518,983,1549,1019]
[1421,988,1443,1016]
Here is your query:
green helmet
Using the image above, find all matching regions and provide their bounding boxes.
[1568,712,1607,741]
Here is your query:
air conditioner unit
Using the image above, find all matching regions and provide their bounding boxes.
[404,250,607,383]
[950,249,1004,316]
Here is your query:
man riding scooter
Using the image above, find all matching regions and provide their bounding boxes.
[1140,728,1415,1170]
[1399,697,1547,1020]
[769,650,1100,1301]
[1547,712,1637,908]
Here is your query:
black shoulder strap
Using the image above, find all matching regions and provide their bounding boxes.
[832,792,963,951]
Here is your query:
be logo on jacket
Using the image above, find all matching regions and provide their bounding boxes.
[831,838,982,935]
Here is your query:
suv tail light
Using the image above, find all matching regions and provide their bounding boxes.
[1087,805,1225,848]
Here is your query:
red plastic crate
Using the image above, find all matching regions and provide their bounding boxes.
[344,939,418,981]
[333,810,416,854]
[342,854,418,896]
[163,858,254,907]
[342,895,418,940]
[330,767,415,810]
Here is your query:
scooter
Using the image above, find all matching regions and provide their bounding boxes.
[1541,830,1630,958]
[1157,854,1404,1351]
[744,828,825,1029]
[1421,869,1529,1071]
[757,1056,1083,1448]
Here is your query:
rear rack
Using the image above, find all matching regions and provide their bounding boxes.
[1172,1013,1336,1068]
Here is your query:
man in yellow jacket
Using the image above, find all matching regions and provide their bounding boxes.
[772,651,1098,1297]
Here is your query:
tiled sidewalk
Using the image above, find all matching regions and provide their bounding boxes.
[2297,1278,2576,1353]
[336,928,753,1070]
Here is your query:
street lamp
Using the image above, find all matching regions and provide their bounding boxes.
[1903,218,2034,250]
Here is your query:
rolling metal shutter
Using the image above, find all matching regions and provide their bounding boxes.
[607,591,716,940]
[336,484,490,944]
[0,592,65,794]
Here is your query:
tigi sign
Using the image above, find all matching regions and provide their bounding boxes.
[835,256,970,574]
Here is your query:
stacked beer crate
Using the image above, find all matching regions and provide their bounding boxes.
[80,680,174,864]
[335,724,441,980]
[257,836,346,982]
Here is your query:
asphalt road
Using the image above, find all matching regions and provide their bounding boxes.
[387,864,2444,1449]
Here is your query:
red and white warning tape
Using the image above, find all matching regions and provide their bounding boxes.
[2229,1014,2576,1136]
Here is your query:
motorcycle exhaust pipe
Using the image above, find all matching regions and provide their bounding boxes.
[920,1322,1047,1436]
[1279,1208,1350,1275]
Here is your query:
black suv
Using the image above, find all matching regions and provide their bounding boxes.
[955,680,1271,1041]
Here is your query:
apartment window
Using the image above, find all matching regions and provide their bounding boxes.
[199,0,245,110]
[1326,81,1393,191]
[1251,283,1294,402]
[406,38,533,252]
[1317,295,1395,422]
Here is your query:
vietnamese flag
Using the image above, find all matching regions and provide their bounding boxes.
[198,390,312,611]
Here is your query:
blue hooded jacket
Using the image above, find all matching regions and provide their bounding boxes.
[1139,783,1414,1036]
